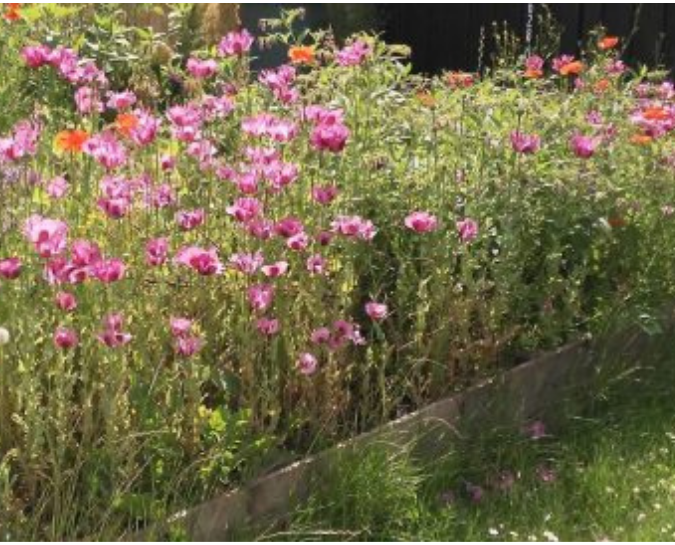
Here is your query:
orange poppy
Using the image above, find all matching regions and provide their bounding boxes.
[593,79,611,94]
[642,106,670,121]
[630,133,653,145]
[288,46,315,65]
[524,68,543,79]
[2,5,20,21]
[115,113,140,137]
[559,61,584,76]
[446,71,475,89]
[415,91,436,108]
[54,129,90,153]
[598,36,619,51]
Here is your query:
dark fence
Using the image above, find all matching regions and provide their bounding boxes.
[380,4,674,73]
[240,4,675,73]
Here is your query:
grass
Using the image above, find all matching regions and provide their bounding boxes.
[254,335,675,541]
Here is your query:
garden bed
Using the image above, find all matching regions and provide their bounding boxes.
[3,5,675,540]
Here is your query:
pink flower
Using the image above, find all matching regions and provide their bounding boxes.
[246,219,274,240]
[146,238,169,267]
[161,154,176,171]
[24,215,69,258]
[176,209,206,231]
[297,352,318,375]
[242,113,298,143]
[128,110,160,147]
[201,94,235,120]
[247,283,275,312]
[330,320,366,349]
[256,317,280,336]
[287,232,310,251]
[97,313,132,348]
[174,246,223,276]
[22,45,51,68]
[149,184,176,209]
[0,120,40,162]
[310,327,331,345]
[261,261,289,278]
[365,301,388,321]
[229,251,264,275]
[259,64,297,104]
[46,176,69,199]
[71,240,102,268]
[167,104,203,128]
[316,231,333,246]
[552,54,576,73]
[98,196,131,219]
[336,40,372,67]
[456,218,479,243]
[306,254,326,275]
[83,132,127,170]
[510,131,541,154]
[74,86,104,115]
[175,335,203,358]
[226,197,262,223]
[312,185,339,205]
[570,133,599,158]
[54,327,78,350]
[187,57,219,79]
[304,105,345,126]
[91,258,126,283]
[404,211,438,233]
[0,257,22,280]
[55,291,77,312]
[275,217,304,238]
[170,317,194,337]
[107,90,137,110]
[218,28,254,57]
[525,54,544,72]
[310,122,350,152]
[331,215,377,241]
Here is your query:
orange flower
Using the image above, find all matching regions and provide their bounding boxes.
[2,5,21,22]
[642,106,670,121]
[559,61,584,76]
[115,113,140,137]
[54,129,89,153]
[598,36,619,51]
[630,133,653,145]
[446,71,475,89]
[524,68,543,79]
[288,46,315,65]
[593,78,611,94]
[416,91,436,108]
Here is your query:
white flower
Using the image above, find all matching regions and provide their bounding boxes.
[0,327,9,346]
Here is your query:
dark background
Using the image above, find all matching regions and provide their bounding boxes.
[241,4,675,73]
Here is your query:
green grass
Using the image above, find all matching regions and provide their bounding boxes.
[256,341,675,541]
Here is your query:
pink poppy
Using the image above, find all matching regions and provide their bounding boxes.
[297,352,318,375]
[146,238,169,267]
[54,327,78,350]
[0,257,22,280]
[404,211,438,233]
[365,301,388,321]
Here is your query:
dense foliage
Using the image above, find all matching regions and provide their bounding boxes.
[1,4,675,539]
